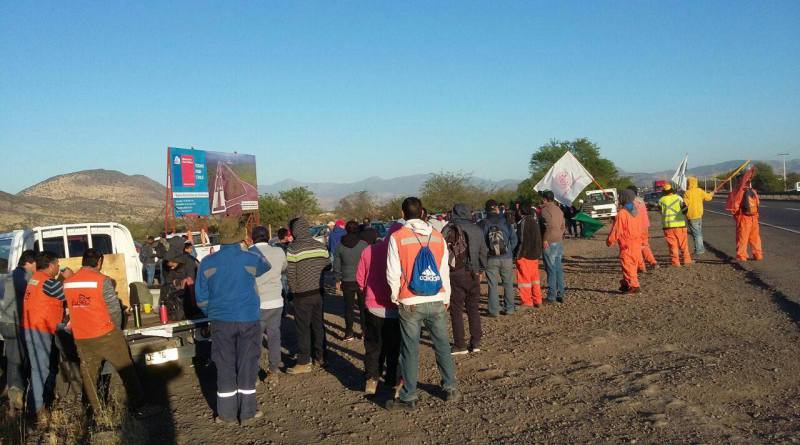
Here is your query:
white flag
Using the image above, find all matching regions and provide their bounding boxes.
[671,154,688,191]
[533,151,594,205]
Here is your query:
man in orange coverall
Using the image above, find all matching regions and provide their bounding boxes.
[734,184,763,261]
[607,189,643,293]
[627,186,658,271]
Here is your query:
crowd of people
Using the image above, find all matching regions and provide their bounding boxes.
[0,174,764,428]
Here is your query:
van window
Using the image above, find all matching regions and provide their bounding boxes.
[35,234,113,258]
[0,238,12,272]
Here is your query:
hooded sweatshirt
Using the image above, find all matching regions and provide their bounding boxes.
[515,213,543,260]
[386,219,451,306]
[334,233,368,282]
[327,223,347,254]
[287,218,330,298]
[250,242,288,309]
[356,223,403,318]
[478,212,518,260]
[444,203,487,273]
[684,177,714,220]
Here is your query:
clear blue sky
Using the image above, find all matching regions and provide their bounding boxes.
[2,1,799,193]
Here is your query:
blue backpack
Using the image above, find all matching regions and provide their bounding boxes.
[408,232,443,296]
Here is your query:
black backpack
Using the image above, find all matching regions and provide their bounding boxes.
[444,224,469,270]
[487,224,508,257]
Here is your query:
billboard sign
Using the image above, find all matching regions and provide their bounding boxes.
[168,147,258,217]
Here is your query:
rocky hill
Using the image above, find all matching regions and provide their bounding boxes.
[1,169,166,231]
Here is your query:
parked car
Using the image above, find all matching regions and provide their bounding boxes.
[644,192,661,211]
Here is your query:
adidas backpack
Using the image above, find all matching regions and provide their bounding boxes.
[487,224,508,256]
[408,232,443,296]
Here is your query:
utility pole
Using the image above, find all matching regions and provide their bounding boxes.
[778,153,790,191]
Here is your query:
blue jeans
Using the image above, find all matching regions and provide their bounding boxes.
[144,263,156,286]
[259,308,283,372]
[543,243,565,301]
[687,218,705,254]
[485,257,515,315]
[398,302,457,402]
[24,329,56,412]
[0,323,25,391]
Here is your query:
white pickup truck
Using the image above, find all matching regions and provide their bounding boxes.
[0,222,209,370]
[583,188,619,219]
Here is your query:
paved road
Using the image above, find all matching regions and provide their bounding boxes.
[700,197,800,304]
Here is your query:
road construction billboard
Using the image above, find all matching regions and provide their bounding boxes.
[168,147,258,217]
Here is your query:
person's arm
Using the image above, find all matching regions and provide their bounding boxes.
[508,223,519,252]
[478,229,488,271]
[286,248,298,294]
[253,250,271,277]
[195,263,210,316]
[356,249,369,291]
[333,248,343,282]
[386,235,402,304]
[101,277,122,328]
[704,190,714,201]
[42,278,66,302]
[606,217,620,247]
[439,244,451,306]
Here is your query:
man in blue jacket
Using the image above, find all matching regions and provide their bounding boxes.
[478,199,518,316]
[196,219,270,425]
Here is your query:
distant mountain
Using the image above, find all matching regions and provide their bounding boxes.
[1,169,166,230]
[623,159,800,187]
[259,174,520,209]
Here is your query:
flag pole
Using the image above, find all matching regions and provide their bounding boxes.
[591,178,610,199]
[713,160,750,193]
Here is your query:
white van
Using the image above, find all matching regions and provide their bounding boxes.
[0,223,143,290]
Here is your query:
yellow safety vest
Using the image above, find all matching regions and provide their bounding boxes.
[659,194,686,228]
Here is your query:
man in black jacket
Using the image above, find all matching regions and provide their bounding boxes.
[443,203,488,355]
[515,203,544,307]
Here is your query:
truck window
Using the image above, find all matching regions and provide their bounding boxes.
[0,238,12,272]
[35,235,113,258]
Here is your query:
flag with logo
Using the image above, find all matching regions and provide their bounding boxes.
[671,154,688,191]
[533,151,594,205]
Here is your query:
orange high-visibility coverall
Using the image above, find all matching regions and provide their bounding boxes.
[734,190,763,260]
[633,199,657,271]
[516,259,542,306]
[607,208,643,290]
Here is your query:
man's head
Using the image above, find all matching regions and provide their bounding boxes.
[251,225,270,244]
[401,197,423,220]
[81,248,104,271]
[277,227,291,242]
[35,251,60,277]
[18,250,37,272]
[146,235,155,243]
[345,220,360,234]
[183,242,193,254]
[663,183,674,194]
[541,191,555,203]
[335,219,346,229]
[627,185,639,196]
[485,199,499,214]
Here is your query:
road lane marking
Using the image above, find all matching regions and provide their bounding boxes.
[787,208,800,211]
[706,209,800,235]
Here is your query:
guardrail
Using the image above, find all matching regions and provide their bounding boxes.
[713,192,800,201]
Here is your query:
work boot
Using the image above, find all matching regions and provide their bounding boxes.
[365,379,378,395]
[445,389,463,403]
[241,410,264,426]
[214,415,237,425]
[385,399,417,412]
[286,363,313,375]
[7,387,24,412]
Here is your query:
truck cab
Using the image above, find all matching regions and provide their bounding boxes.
[583,188,618,219]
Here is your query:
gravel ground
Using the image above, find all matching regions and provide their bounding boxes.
[20,215,800,444]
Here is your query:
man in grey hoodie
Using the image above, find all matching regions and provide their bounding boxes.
[442,204,487,354]
[333,221,369,341]
[250,226,288,376]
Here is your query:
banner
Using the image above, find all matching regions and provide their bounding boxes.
[533,151,594,205]
[169,147,210,216]
[168,147,258,217]
[671,154,688,191]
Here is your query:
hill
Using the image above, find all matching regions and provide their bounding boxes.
[260,174,520,209]
[623,159,800,187]
[1,169,165,231]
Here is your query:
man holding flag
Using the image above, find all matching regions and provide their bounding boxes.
[726,166,763,261]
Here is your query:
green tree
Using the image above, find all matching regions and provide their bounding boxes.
[258,194,291,231]
[279,187,322,219]
[377,196,405,221]
[750,162,784,193]
[335,191,377,220]
[420,171,488,212]
[527,138,631,202]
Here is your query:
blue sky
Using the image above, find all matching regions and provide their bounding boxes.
[1,1,799,193]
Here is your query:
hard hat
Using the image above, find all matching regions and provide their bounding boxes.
[663,183,673,191]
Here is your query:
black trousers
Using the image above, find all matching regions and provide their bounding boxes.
[363,312,400,385]
[211,320,261,421]
[341,282,365,337]
[293,294,325,365]
[449,268,482,350]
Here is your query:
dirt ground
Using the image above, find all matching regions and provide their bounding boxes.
[12,215,800,444]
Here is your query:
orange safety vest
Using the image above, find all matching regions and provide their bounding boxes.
[64,268,115,340]
[22,271,64,334]
[391,227,447,300]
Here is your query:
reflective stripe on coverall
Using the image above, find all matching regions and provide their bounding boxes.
[515,258,542,305]
[606,208,643,289]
